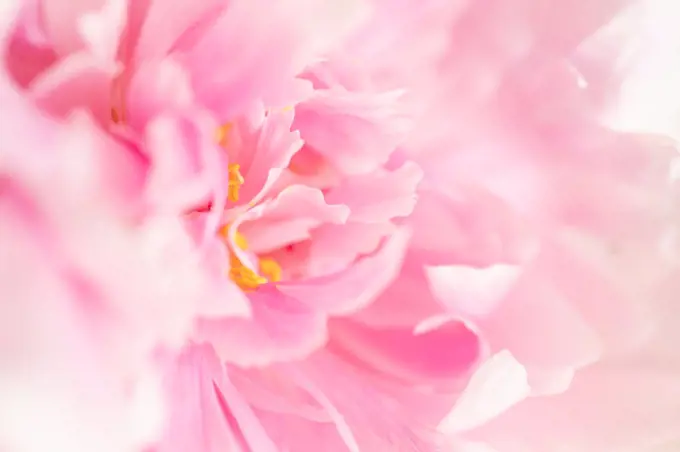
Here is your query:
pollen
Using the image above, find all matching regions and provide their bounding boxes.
[259,257,282,282]
[215,123,245,203]
[229,258,268,291]
[220,226,282,291]
[228,163,245,202]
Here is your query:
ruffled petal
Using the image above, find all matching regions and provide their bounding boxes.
[293,88,412,175]
[277,227,411,315]
[239,184,350,254]
[324,161,422,222]
[176,0,367,119]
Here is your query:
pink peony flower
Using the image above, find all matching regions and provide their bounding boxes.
[1,0,680,451]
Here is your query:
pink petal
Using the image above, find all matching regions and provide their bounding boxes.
[41,0,125,60]
[408,188,535,266]
[133,0,222,62]
[176,0,367,119]
[239,185,350,254]
[194,286,327,367]
[0,0,22,41]
[285,368,360,452]
[217,372,279,452]
[478,263,603,369]
[157,344,241,452]
[277,227,411,315]
[438,350,530,434]
[425,264,522,317]
[533,234,655,352]
[324,161,423,222]
[328,316,481,384]
[14,0,50,48]
[126,58,194,132]
[307,222,395,276]
[229,110,304,206]
[182,217,251,319]
[77,0,126,63]
[144,110,223,213]
[293,88,412,175]
[5,31,58,87]
[253,351,453,451]
[464,359,680,452]
[351,253,446,328]
[29,52,114,122]
[157,346,280,452]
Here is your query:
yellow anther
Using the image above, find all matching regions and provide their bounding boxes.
[214,124,245,203]
[228,163,245,202]
[229,262,268,291]
[220,226,278,291]
[219,226,249,250]
[259,257,282,283]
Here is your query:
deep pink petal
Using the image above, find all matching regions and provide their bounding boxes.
[5,32,57,87]
[29,52,114,123]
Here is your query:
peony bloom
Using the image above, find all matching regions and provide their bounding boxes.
[1,0,680,452]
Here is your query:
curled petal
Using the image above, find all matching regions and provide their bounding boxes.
[239,184,350,254]
[277,227,411,315]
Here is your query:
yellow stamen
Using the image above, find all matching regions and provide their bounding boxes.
[233,230,249,250]
[219,226,281,291]
[228,163,245,202]
[259,257,282,282]
[219,226,249,250]
[215,123,245,203]
[229,259,268,291]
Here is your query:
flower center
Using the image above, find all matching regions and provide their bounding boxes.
[219,225,281,292]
